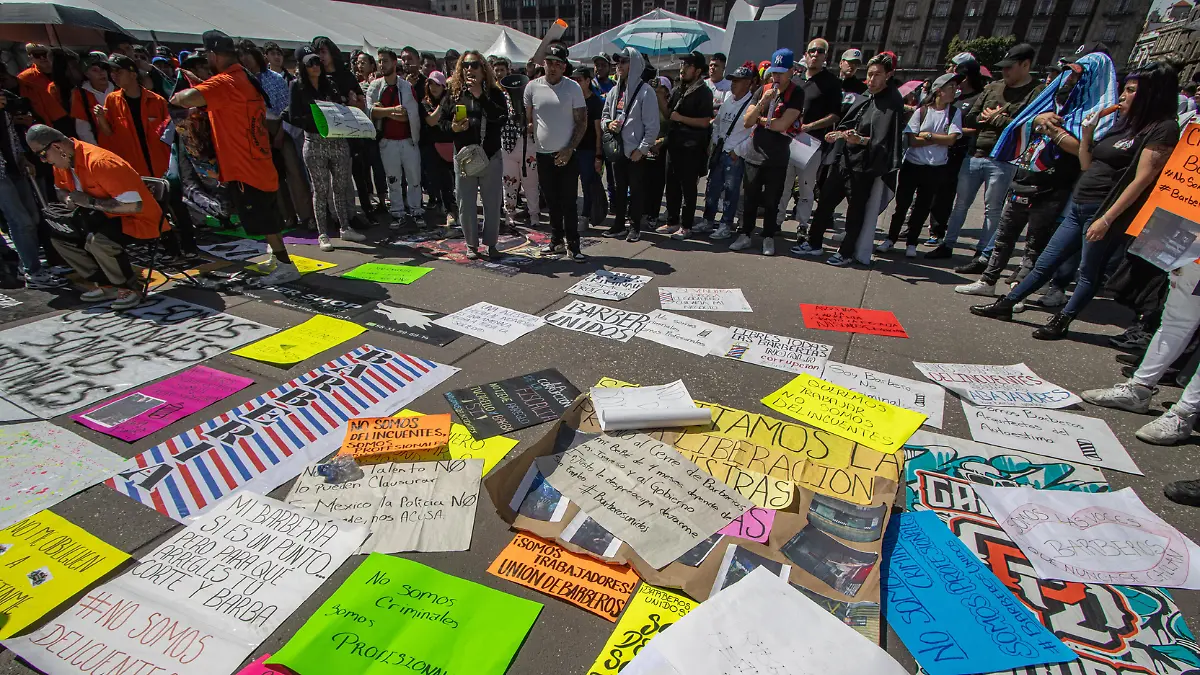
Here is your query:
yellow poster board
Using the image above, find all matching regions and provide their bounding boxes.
[587,583,697,674]
[232,315,365,365]
[761,374,925,454]
[247,255,336,275]
[396,409,518,475]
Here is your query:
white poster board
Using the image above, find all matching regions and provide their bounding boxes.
[432,301,544,345]
[822,362,945,428]
[313,101,377,139]
[913,362,1081,409]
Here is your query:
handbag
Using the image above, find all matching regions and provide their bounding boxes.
[42,202,107,244]
[602,81,645,162]
[455,100,490,178]
[709,94,753,170]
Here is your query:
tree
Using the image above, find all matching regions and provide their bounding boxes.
[945,34,1018,69]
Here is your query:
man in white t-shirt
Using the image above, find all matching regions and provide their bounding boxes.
[702,64,754,240]
[706,52,731,110]
[524,42,588,260]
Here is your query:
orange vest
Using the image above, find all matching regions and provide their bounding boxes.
[53,139,165,240]
[98,88,170,178]
[17,66,67,125]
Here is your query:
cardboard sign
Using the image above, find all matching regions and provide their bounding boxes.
[633,310,731,356]
[658,287,752,312]
[716,327,832,376]
[338,414,452,462]
[487,532,638,621]
[445,369,580,439]
[267,554,541,675]
[821,362,945,428]
[358,303,463,347]
[72,366,254,442]
[586,583,697,674]
[238,282,381,321]
[397,409,518,474]
[912,361,1082,409]
[762,374,926,454]
[342,262,434,284]
[568,270,653,301]
[0,511,128,639]
[542,300,650,342]
[432,301,544,345]
[1127,121,1200,236]
[800,304,908,338]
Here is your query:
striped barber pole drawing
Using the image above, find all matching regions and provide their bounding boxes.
[105,345,458,522]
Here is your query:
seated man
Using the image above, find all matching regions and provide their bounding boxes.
[25,125,164,310]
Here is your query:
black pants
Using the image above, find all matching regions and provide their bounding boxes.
[887,161,947,246]
[350,138,388,211]
[807,164,876,256]
[421,144,456,216]
[228,181,284,238]
[611,154,647,233]
[740,162,787,237]
[980,188,1070,285]
[536,152,581,247]
[665,145,705,228]
[928,152,965,239]
[643,153,666,224]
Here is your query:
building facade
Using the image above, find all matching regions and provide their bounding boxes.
[490,0,729,41]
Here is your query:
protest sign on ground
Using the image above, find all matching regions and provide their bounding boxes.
[199,239,263,261]
[673,435,796,509]
[913,361,1082,409]
[568,270,653,301]
[658,287,752,312]
[709,543,791,596]
[542,300,650,342]
[820,362,944,428]
[586,583,696,675]
[0,296,272,418]
[338,414,452,463]
[718,507,775,543]
[107,346,458,521]
[247,254,336,274]
[633,310,731,356]
[342,262,433,284]
[0,511,128,638]
[233,315,366,365]
[715,327,832,376]
[800,304,908,337]
[396,409,517,474]
[72,366,254,442]
[238,282,381,321]
[1,423,126,530]
[266,554,541,675]
[561,511,624,558]
[590,380,711,430]
[3,493,366,675]
[432,301,544,345]
[287,459,483,553]
[357,303,463,346]
[762,374,926,453]
[445,368,580,439]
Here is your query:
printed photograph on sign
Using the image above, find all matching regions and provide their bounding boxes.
[807,494,888,543]
[358,303,462,347]
[562,510,623,558]
[709,544,791,596]
[509,461,571,522]
[675,532,723,566]
[1128,207,1200,271]
[791,584,881,643]
[80,393,166,428]
[567,270,653,301]
[780,525,878,596]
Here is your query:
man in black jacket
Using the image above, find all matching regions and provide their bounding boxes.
[658,51,713,241]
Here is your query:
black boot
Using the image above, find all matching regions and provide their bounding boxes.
[970,297,1017,320]
[1032,312,1073,340]
[1165,479,1200,507]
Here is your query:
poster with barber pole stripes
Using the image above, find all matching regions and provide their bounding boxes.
[105,346,459,522]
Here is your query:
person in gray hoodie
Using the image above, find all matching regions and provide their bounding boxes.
[600,47,659,242]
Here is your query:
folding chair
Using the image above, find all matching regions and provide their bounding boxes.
[140,176,202,291]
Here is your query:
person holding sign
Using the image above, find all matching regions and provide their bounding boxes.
[973,59,1183,340]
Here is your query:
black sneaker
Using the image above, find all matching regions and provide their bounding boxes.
[1165,479,1200,507]
[954,259,988,275]
[1115,352,1144,366]
[603,228,628,239]
[925,244,953,259]
[626,230,641,243]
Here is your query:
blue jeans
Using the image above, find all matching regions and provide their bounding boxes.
[702,152,744,228]
[944,155,1016,256]
[0,174,41,275]
[1007,200,1122,317]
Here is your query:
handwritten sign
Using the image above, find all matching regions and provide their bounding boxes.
[633,310,731,356]
[266,554,541,675]
[591,380,711,430]
[397,409,518,474]
[695,401,853,469]
[0,511,128,638]
[4,493,367,675]
[820,362,945,428]
[800,304,908,338]
[432,301,544,345]
[762,374,926,453]
[568,270,653,301]
[587,583,697,674]
[286,459,483,553]
[1127,121,1200,236]
[674,441,796,509]
[338,414,452,462]
[73,366,254,442]
[233,314,366,365]
[542,300,650,342]
[658,287,752,312]
[718,507,775,543]
[445,369,580,439]
[883,511,1075,675]
[1,423,125,530]
[716,327,832,376]
[538,433,753,569]
[342,262,433,284]
[913,361,1082,409]
[235,654,286,675]
[487,532,638,620]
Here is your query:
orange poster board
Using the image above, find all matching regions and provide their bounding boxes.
[1127,122,1200,237]
[487,532,639,621]
[337,413,452,462]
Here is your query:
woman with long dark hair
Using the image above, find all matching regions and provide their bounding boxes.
[421,71,457,231]
[972,58,1182,340]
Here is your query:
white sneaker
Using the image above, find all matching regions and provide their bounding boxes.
[257,250,278,274]
[1036,286,1068,307]
[710,225,733,240]
[693,220,714,234]
[905,245,918,258]
[1013,300,1027,313]
[80,286,118,302]
[1136,406,1197,445]
[111,288,143,311]
[763,238,775,256]
[954,280,998,296]
[318,235,334,252]
[729,234,753,251]
[1081,380,1155,414]
[671,228,692,241]
[875,240,893,253]
[255,262,302,286]
[340,228,367,243]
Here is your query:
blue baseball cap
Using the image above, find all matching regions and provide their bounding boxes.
[766,48,794,74]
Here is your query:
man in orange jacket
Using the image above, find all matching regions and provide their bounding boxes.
[25,124,165,310]
[17,44,69,133]
[94,55,170,179]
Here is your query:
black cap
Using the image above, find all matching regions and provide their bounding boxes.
[202,30,237,55]
[545,43,569,62]
[995,43,1036,68]
[574,64,595,78]
[107,54,138,72]
[295,45,315,63]
[84,51,110,69]
[182,49,208,67]
[1067,41,1111,63]
[680,50,706,69]
[592,53,611,64]
[727,64,753,79]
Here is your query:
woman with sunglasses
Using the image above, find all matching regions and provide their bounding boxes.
[441,51,507,259]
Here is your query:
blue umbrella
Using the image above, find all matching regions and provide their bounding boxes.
[612,17,710,56]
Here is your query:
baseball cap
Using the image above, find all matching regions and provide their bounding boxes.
[151,56,169,66]
[995,43,1036,68]
[202,30,237,55]
[766,48,794,74]
[950,51,977,66]
[428,70,447,86]
[545,43,569,63]
[932,72,957,90]
[592,53,612,64]
[841,48,863,63]
[84,51,110,69]
[680,50,706,69]
[728,64,753,79]
[107,54,137,72]
[155,46,172,57]
[1067,41,1111,63]
[573,65,595,79]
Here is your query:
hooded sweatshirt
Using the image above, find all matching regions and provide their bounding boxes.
[601,47,659,158]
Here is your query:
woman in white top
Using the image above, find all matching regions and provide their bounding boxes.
[880,73,962,257]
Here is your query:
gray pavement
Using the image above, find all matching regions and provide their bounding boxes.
[0,194,1196,675]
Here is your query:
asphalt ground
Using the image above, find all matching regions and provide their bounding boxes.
[0,189,1195,675]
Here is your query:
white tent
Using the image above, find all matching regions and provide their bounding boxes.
[484,28,530,64]
[7,0,540,54]
[569,8,724,61]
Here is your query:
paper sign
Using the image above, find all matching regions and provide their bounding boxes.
[233,315,366,365]
[236,655,286,675]
[1127,121,1200,236]
[445,368,580,439]
[3,493,367,675]
[1128,206,1200,271]
[311,100,377,138]
[248,254,336,275]
[696,401,853,469]
[397,409,518,474]
[621,567,909,675]
[675,448,796,509]
[267,554,541,675]
[710,543,791,596]
[762,374,926,454]
[586,583,697,675]
[107,346,458,521]
[590,380,711,430]
[0,511,128,639]
[568,270,653,301]
[975,486,1200,589]
[342,262,433,284]
[913,361,1082,409]
[542,300,650,342]
[238,282,380,321]
[718,507,775,543]
[658,287,752,312]
[0,294,18,308]
[633,310,731,356]
[199,239,263,261]
[487,532,638,620]
[821,362,945,428]
[716,327,832,376]
[800,303,908,337]
[338,414,452,462]
[883,511,1075,675]
[0,296,272,418]
[359,303,462,346]
[961,401,1142,475]
[538,433,753,569]
[286,459,483,553]
[1,422,125,531]
[432,301,544,345]
[72,366,254,442]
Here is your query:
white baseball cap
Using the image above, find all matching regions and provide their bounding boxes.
[841,48,863,62]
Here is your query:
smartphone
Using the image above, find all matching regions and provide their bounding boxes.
[455,105,467,121]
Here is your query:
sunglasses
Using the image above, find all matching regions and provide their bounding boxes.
[36,145,54,160]
[463,61,483,69]
[807,48,827,54]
